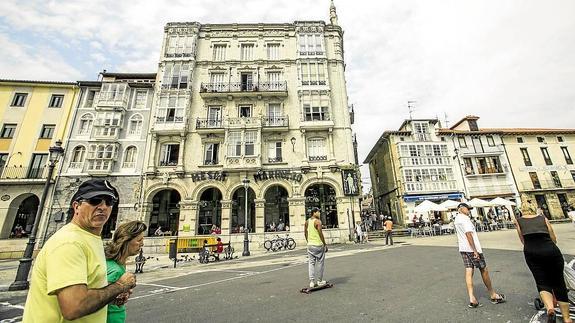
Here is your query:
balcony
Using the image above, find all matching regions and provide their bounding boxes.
[520,180,574,192]
[0,166,49,183]
[262,116,289,131]
[403,180,458,193]
[226,117,261,129]
[196,118,224,134]
[300,115,334,131]
[203,159,220,166]
[309,155,328,162]
[96,91,129,110]
[467,184,515,197]
[225,156,261,170]
[199,81,288,99]
[152,116,187,134]
[267,157,283,163]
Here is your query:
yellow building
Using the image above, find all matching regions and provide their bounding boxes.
[500,129,575,219]
[0,79,78,239]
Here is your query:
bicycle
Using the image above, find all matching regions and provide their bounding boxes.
[264,234,296,252]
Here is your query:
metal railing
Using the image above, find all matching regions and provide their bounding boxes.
[203,159,219,165]
[268,157,283,163]
[520,179,573,191]
[262,116,289,127]
[156,116,184,123]
[309,156,327,161]
[196,118,223,129]
[200,81,287,93]
[0,166,48,179]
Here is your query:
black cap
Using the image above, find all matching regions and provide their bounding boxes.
[310,207,321,214]
[457,202,473,210]
[72,179,118,201]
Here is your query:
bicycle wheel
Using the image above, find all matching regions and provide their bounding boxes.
[263,240,272,251]
[271,241,281,252]
[287,238,296,250]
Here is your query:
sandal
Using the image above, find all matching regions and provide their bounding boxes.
[546,310,556,323]
[490,294,506,304]
[468,302,483,308]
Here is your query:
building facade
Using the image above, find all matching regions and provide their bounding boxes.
[500,129,575,219]
[364,119,464,226]
[140,6,359,244]
[44,73,155,240]
[0,79,78,239]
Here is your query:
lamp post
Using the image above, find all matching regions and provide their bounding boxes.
[10,140,64,291]
[290,137,296,152]
[241,176,250,256]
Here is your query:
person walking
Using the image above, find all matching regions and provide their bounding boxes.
[22,179,137,322]
[384,216,394,245]
[513,210,572,322]
[105,221,147,323]
[304,207,328,288]
[454,203,506,308]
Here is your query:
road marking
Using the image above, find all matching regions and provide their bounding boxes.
[210,269,259,274]
[138,282,178,289]
[0,302,25,310]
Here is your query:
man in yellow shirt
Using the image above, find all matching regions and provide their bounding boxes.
[304,207,328,288]
[23,179,137,322]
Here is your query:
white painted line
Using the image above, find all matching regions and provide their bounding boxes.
[137,283,178,289]
[211,269,259,274]
[0,302,25,310]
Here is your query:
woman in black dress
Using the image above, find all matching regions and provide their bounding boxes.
[514,212,572,323]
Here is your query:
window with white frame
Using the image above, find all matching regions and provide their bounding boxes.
[266,103,283,125]
[85,90,99,107]
[299,34,324,55]
[268,141,282,162]
[486,135,495,146]
[402,167,456,192]
[78,113,93,135]
[239,105,252,118]
[162,62,189,89]
[302,92,329,121]
[133,90,147,109]
[307,138,326,160]
[39,124,55,139]
[11,93,27,107]
[99,83,126,103]
[267,43,280,60]
[157,93,187,122]
[300,62,326,85]
[159,143,179,166]
[204,143,220,165]
[227,132,242,157]
[94,112,122,137]
[128,114,143,136]
[48,94,64,108]
[412,122,430,141]
[209,73,226,91]
[69,146,86,169]
[165,34,195,57]
[244,131,257,156]
[122,146,137,168]
[212,44,226,61]
[240,43,254,60]
[207,106,222,127]
[87,144,117,171]
[267,71,282,89]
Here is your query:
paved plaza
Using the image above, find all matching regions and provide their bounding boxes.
[1,223,574,322]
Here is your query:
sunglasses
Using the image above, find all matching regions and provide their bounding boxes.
[79,196,117,207]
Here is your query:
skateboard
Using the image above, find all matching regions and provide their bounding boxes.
[300,282,334,294]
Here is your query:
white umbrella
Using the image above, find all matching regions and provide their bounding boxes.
[489,197,516,206]
[439,200,460,210]
[415,200,447,212]
[468,198,494,208]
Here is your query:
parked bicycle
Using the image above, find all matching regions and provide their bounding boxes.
[263,234,296,252]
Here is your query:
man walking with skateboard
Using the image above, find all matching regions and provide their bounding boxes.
[305,207,328,288]
[454,202,506,308]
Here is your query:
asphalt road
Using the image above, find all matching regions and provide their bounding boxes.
[125,244,568,323]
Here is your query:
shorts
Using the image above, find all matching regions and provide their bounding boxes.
[460,252,487,269]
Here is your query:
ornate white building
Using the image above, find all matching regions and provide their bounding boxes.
[141,3,360,244]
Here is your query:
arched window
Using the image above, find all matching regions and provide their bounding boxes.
[128,114,143,136]
[78,113,93,135]
[122,146,137,168]
[70,146,86,169]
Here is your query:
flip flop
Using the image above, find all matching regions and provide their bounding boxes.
[468,302,483,308]
[490,294,506,304]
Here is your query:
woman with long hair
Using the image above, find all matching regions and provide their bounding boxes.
[514,210,572,323]
[104,221,147,323]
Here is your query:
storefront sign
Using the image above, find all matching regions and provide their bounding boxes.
[253,170,303,183]
[342,169,359,196]
[191,171,227,182]
[403,193,463,202]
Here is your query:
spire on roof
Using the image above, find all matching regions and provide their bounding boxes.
[329,0,338,25]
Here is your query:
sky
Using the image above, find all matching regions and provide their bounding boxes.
[1,0,575,191]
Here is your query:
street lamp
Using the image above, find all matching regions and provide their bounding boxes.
[10,140,64,291]
[290,137,296,152]
[241,176,251,256]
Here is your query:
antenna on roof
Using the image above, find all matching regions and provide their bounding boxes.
[444,112,450,128]
[407,100,416,120]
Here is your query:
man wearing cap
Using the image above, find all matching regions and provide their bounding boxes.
[454,202,505,308]
[304,207,328,288]
[23,179,137,322]
[384,216,394,246]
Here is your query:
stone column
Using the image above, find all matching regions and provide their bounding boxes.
[288,197,306,231]
[176,135,186,173]
[220,200,232,234]
[254,198,266,233]
[146,133,158,173]
[178,200,197,235]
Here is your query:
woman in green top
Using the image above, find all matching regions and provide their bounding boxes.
[104,221,147,323]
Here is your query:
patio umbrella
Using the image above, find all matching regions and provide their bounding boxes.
[439,200,460,210]
[489,197,516,206]
[468,198,494,208]
[414,200,447,212]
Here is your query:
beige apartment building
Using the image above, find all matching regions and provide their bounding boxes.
[141,3,360,245]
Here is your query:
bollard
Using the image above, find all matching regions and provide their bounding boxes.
[169,238,177,268]
[135,249,146,273]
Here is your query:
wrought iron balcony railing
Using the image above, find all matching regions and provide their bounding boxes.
[309,156,327,161]
[196,118,223,129]
[263,116,289,127]
[200,81,287,93]
[267,157,283,163]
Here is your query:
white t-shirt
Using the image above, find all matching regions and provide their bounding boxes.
[454,213,483,253]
